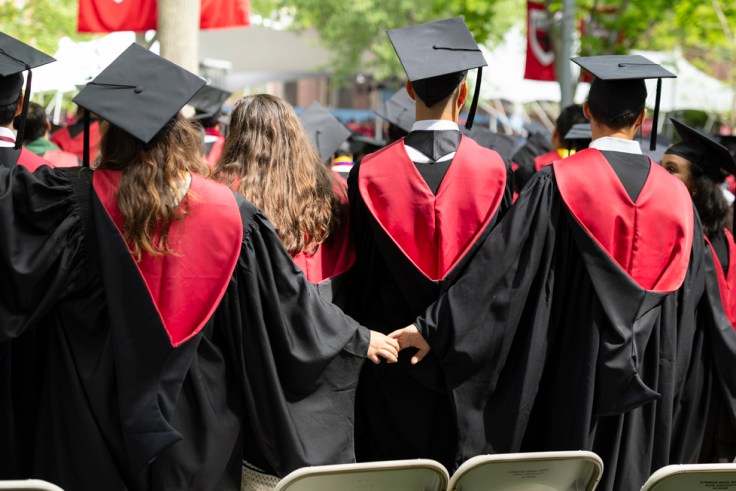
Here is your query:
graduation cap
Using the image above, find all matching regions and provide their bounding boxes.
[73,43,206,167]
[563,123,592,150]
[667,118,736,180]
[187,84,232,121]
[299,101,352,162]
[0,33,56,149]
[375,87,415,133]
[572,55,676,151]
[468,126,519,162]
[350,133,386,156]
[387,17,487,130]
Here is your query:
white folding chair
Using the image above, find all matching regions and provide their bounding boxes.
[0,480,63,491]
[274,459,449,491]
[641,464,736,490]
[448,451,604,491]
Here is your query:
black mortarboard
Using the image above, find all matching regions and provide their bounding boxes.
[0,32,56,149]
[387,17,487,130]
[187,84,232,121]
[572,55,675,151]
[350,133,386,156]
[375,87,415,133]
[299,101,352,162]
[73,43,205,166]
[563,123,592,142]
[468,126,519,162]
[667,118,736,179]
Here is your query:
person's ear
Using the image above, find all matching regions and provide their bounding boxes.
[14,92,23,117]
[457,80,468,108]
[405,80,417,101]
[634,108,647,129]
[582,100,592,121]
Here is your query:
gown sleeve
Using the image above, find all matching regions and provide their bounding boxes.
[0,166,88,340]
[230,197,370,477]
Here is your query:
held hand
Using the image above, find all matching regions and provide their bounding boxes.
[388,324,431,365]
[367,330,400,364]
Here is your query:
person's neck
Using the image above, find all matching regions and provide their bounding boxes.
[415,105,458,124]
[591,121,637,141]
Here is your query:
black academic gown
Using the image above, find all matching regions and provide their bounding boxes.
[346,132,512,468]
[0,165,370,490]
[416,149,736,489]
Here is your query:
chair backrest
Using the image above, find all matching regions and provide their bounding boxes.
[0,480,63,491]
[448,451,604,491]
[274,459,449,491]
[640,464,736,491]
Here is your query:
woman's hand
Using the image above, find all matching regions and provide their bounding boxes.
[388,324,430,365]
[367,330,400,364]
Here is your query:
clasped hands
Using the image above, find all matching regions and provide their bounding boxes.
[366,324,431,365]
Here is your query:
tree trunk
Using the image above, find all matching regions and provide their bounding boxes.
[158,0,200,74]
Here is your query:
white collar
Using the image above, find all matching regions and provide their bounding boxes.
[411,120,460,132]
[0,126,16,148]
[589,136,642,155]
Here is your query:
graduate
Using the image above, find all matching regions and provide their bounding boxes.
[214,94,355,307]
[187,83,231,168]
[0,33,55,170]
[663,120,736,325]
[392,55,736,489]
[0,43,400,490]
[345,17,512,468]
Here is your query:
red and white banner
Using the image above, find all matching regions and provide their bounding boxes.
[524,1,556,82]
[78,0,249,33]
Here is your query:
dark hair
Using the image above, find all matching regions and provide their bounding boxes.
[14,101,46,142]
[689,163,729,239]
[197,113,220,129]
[556,104,587,146]
[0,99,19,126]
[587,102,643,131]
[411,70,467,108]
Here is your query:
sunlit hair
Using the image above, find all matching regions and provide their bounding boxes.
[96,114,209,260]
[214,94,342,255]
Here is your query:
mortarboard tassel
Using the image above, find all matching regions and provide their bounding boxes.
[83,110,90,168]
[650,78,662,151]
[465,67,482,131]
[14,68,31,150]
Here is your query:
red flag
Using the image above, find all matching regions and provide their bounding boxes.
[78,0,157,33]
[524,1,556,81]
[78,0,249,33]
[200,0,250,29]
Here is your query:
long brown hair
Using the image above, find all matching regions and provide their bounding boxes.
[96,115,209,259]
[214,94,342,255]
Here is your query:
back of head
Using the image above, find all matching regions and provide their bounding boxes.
[15,101,47,142]
[556,104,587,147]
[411,71,467,108]
[0,72,23,126]
[587,78,647,130]
[215,94,342,255]
[97,114,209,259]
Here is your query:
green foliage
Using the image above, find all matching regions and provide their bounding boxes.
[0,0,94,54]
[251,0,524,82]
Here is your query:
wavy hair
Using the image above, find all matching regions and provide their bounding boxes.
[214,94,342,255]
[96,114,209,259]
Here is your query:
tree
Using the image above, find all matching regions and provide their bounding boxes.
[251,0,524,83]
[0,0,92,55]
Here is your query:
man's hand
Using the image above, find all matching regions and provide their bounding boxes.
[388,324,431,365]
[367,331,400,364]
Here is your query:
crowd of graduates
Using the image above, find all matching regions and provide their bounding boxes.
[0,16,735,491]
